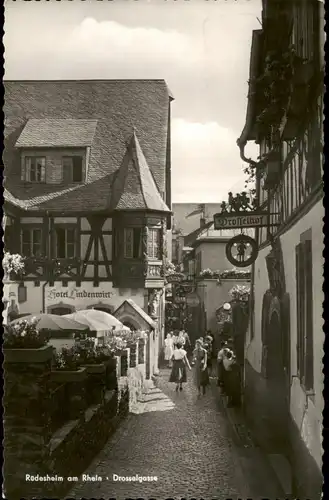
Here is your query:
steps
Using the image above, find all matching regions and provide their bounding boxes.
[130,380,175,414]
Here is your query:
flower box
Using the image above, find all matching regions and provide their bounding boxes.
[50,367,87,383]
[3,345,53,364]
[82,363,106,374]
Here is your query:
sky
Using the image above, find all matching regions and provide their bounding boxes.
[4,0,261,203]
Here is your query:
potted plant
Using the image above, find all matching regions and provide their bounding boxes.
[51,346,87,382]
[105,336,128,356]
[51,346,87,418]
[2,252,25,281]
[73,338,105,374]
[229,284,251,303]
[3,318,53,363]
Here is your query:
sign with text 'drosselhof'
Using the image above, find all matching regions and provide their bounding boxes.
[213,211,280,230]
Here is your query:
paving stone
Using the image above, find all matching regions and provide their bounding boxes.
[68,368,283,500]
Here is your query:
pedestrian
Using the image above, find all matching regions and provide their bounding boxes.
[217,342,228,389]
[172,330,179,349]
[204,335,213,376]
[182,329,192,359]
[193,339,209,396]
[164,333,174,368]
[169,342,192,391]
[221,348,239,406]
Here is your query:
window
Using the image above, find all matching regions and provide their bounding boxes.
[123,228,142,259]
[196,252,202,275]
[55,227,76,258]
[62,156,83,183]
[147,228,161,259]
[23,157,46,183]
[295,238,313,391]
[21,228,42,257]
[49,307,73,316]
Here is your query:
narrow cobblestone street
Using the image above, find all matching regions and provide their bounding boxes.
[68,369,284,499]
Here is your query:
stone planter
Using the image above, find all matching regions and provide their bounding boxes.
[82,364,106,405]
[50,367,87,383]
[103,358,117,390]
[51,368,87,419]
[82,363,106,374]
[3,345,53,364]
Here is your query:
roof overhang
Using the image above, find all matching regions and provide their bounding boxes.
[237,29,264,147]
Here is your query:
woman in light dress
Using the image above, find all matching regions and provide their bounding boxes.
[164,333,174,368]
[169,342,192,391]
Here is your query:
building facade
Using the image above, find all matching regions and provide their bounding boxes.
[183,226,252,342]
[3,79,174,374]
[237,1,324,496]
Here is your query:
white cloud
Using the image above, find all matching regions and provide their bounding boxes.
[171,118,258,203]
[68,18,200,65]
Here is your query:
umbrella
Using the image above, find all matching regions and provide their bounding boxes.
[64,309,129,333]
[10,313,89,331]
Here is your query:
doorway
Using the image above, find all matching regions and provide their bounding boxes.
[266,310,290,453]
[123,321,137,331]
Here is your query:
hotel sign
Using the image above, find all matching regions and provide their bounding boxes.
[214,211,280,229]
[47,287,115,301]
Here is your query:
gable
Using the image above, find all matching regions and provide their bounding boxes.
[4,80,171,212]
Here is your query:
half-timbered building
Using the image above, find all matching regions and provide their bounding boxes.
[3,79,173,372]
[237,1,323,497]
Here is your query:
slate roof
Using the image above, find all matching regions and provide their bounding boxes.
[114,299,156,329]
[4,80,172,213]
[110,130,170,212]
[15,119,98,148]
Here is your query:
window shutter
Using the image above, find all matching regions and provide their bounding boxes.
[304,239,314,390]
[295,243,303,376]
[62,158,72,183]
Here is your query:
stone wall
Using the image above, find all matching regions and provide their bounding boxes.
[244,359,323,499]
[3,345,135,500]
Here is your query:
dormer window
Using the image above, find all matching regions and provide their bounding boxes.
[22,157,46,183]
[62,156,83,183]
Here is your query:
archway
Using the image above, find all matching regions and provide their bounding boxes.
[87,303,114,314]
[47,303,75,315]
[123,321,137,332]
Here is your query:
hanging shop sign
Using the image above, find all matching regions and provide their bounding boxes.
[185,292,200,307]
[214,210,280,230]
[166,273,185,284]
[174,296,186,304]
[225,234,259,268]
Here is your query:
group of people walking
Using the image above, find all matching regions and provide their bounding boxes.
[163,330,241,405]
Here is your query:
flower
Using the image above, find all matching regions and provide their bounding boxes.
[229,284,251,301]
[3,318,46,349]
[3,252,25,277]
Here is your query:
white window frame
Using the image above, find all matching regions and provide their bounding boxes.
[62,156,84,183]
[54,226,76,259]
[21,228,42,257]
[147,228,161,260]
[23,157,46,183]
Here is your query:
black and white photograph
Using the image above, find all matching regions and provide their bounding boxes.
[2,0,324,499]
